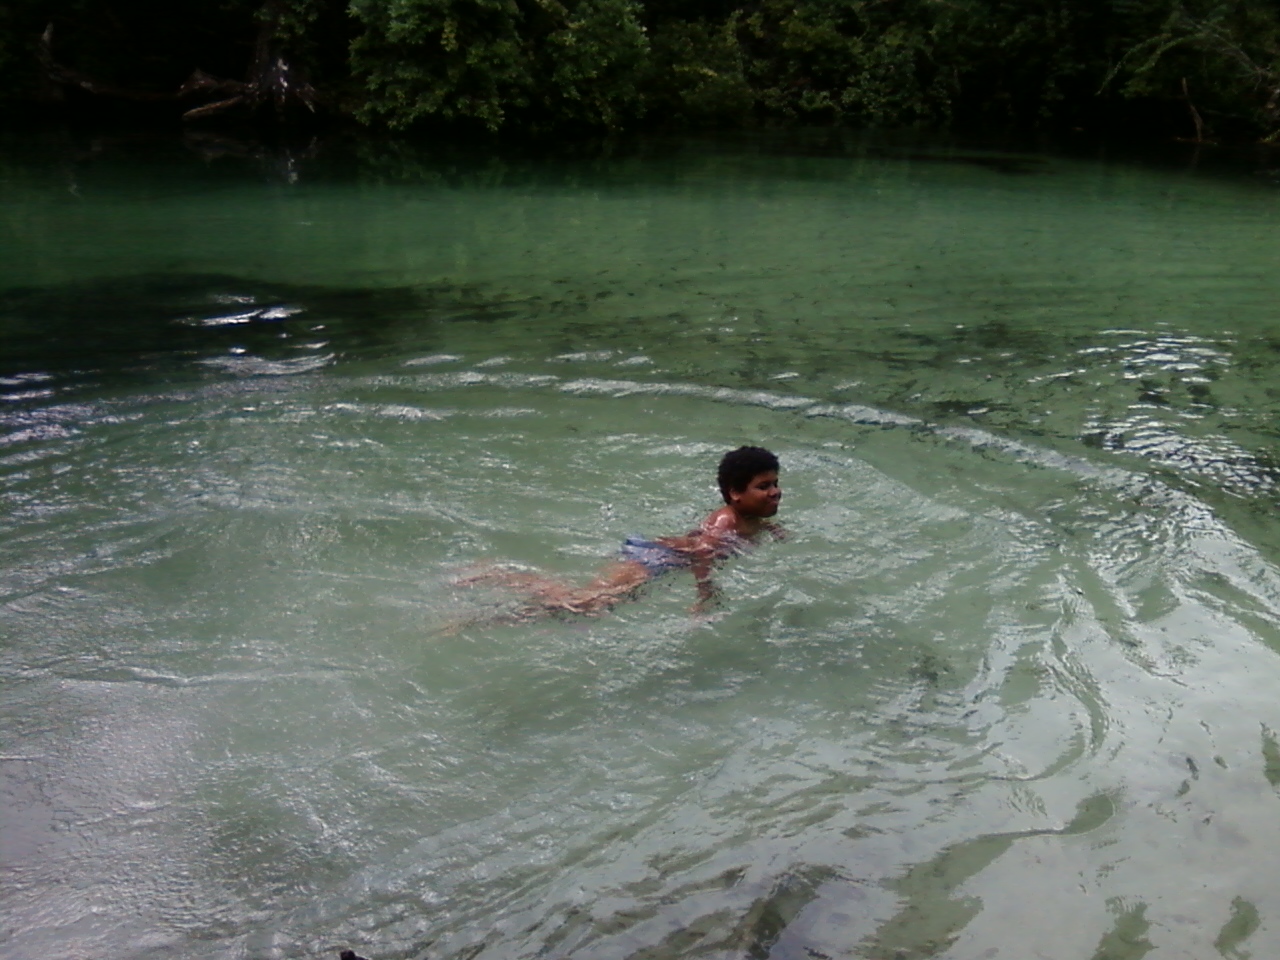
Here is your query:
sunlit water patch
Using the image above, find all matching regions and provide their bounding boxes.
[4,137,1280,960]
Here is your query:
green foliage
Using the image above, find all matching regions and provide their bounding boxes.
[1103,0,1280,139]
[348,0,529,130]
[739,0,944,124]
[646,15,753,123]
[349,0,649,131]
[267,0,324,44]
[654,0,1119,129]
[538,0,649,128]
[933,0,1118,126]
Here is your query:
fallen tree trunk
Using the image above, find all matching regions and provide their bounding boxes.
[37,5,319,123]
[38,23,171,102]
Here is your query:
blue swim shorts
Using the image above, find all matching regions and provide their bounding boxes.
[619,536,688,575]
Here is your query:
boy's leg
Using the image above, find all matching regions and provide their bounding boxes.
[454,564,567,594]
[584,561,652,594]
[455,560,653,618]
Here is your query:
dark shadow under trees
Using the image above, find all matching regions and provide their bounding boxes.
[2,0,1277,142]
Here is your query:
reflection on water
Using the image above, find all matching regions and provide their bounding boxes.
[3,135,1280,960]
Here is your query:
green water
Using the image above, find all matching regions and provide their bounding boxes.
[3,133,1280,960]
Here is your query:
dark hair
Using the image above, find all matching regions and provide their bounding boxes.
[717,446,779,503]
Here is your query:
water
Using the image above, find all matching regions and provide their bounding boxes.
[3,132,1280,960]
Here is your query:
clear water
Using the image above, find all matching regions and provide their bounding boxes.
[3,133,1280,960]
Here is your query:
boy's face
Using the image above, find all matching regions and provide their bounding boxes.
[729,470,781,518]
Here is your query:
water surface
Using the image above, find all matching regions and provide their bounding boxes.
[3,133,1280,960]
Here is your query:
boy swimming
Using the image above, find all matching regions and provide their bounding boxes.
[458,446,782,618]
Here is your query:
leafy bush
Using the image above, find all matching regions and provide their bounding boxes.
[349,0,649,131]
[1102,0,1280,140]
[645,15,754,123]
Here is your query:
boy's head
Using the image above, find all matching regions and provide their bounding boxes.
[717,446,780,504]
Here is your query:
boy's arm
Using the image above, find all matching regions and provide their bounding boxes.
[691,554,721,611]
[652,534,720,612]
[687,513,738,612]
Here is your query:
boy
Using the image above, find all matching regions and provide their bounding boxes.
[460,446,782,618]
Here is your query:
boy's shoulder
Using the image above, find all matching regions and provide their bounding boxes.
[701,505,739,533]
[701,505,766,538]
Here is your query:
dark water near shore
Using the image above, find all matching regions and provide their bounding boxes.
[3,131,1280,960]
